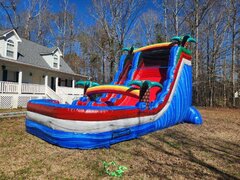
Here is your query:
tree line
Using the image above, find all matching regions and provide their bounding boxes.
[0,0,239,107]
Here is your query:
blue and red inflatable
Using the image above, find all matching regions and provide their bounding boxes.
[25,36,202,149]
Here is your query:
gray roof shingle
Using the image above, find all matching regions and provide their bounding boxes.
[0,29,12,36]
[0,29,75,75]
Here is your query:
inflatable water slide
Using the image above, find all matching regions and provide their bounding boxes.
[25,35,202,149]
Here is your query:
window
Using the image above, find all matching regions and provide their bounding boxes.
[7,50,14,57]
[6,40,14,58]
[53,55,58,68]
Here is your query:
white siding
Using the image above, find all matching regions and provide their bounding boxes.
[0,63,46,84]
[41,50,60,69]
[21,68,44,84]
[0,38,5,57]
[22,72,32,83]
[7,71,17,82]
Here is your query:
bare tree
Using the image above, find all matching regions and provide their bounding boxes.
[22,0,43,39]
[184,0,217,105]
[79,23,110,83]
[34,0,50,44]
[90,0,144,81]
[0,0,51,43]
[153,0,184,38]
[0,0,20,29]
[153,0,169,41]
[227,0,240,107]
[51,0,77,55]
[135,10,159,45]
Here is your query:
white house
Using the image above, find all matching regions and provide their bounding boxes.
[0,29,87,109]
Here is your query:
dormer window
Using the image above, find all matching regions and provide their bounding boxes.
[40,47,62,69]
[53,54,59,68]
[6,39,14,58]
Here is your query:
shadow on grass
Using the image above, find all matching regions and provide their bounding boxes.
[112,128,240,179]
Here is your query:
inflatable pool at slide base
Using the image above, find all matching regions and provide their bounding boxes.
[26,35,202,149]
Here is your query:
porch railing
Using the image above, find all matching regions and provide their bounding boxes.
[0,81,46,94]
[46,86,63,103]
[22,83,45,94]
[0,81,18,94]
[57,86,83,96]
[0,81,84,105]
[57,86,83,104]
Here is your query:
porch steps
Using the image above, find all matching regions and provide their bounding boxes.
[46,86,65,103]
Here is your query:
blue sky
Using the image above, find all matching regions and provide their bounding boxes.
[52,0,93,20]
[49,0,160,53]
[0,0,162,53]
[50,0,158,25]
[0,0,159,28]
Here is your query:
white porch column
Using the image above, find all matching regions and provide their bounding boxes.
[72,79,75,88]
[18,71,22,94]
[44,75,48,94]
[55,77,59,93]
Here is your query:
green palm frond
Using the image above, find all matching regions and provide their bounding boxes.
[128,80,163,89]
[127,80,143,87]
[171,36,182,43]
[122,47,131,52]
[171,35,196,47]
[148,81,163,89]
[76,80,99,95]
[76,81,99,88]
[122,46,137,54]
[90,82,99,87]
[128,80,163,100]
[187,37,196,43]
[76,80,88,87]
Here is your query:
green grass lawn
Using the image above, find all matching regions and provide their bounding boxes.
[0,108,239,179]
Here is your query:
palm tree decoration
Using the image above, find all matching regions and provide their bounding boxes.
[171,34,196,47]
[128,80,163,108]
[122,46,137,54]
[76,80,99,95]
[171,36,182,45]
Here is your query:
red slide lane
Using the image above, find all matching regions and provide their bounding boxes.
[77,60,134,106]
[91,60,133,106]
[113,67,168,106]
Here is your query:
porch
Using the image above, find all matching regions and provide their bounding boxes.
[0,58,86,109]
[0,80,83,109]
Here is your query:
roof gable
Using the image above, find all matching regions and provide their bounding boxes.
[0,29,22,42]
[40,47,63,56]
[17,38,74,74]
[52,47,63,56]
[0,29,75,74]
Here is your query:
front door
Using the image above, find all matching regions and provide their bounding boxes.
[51,77,56,91]
[15,72,19,82]
[58,78,61,86]
[65,79,68,87]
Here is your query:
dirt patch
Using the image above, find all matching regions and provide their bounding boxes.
[0,108,239,179]
[0,108,26,113]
